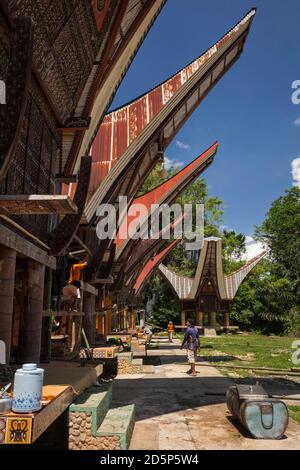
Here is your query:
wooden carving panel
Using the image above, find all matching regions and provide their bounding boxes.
[5,0,106,122]
[0,16,33,181]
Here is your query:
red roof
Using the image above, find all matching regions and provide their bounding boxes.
[134,239,179,293]
[115,142,218,249]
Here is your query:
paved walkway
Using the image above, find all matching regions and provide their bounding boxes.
[111,336,300,450]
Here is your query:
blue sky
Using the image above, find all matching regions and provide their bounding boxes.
[110,0,300,244]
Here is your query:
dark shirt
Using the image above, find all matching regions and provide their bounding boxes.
[183,326,200,350]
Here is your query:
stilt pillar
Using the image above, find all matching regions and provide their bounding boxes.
[223,311,230,333]
[196,311,203,328]
[97,290,104,335]
[180,310,186,327]
[124,307,130,330]
[122,308,126,330]
[209,312,217,329]
[105,296,112,334]
[97,313,104,336]
[121,309,126,330]
[19,259,45,363]
[0,246,16,363]
[130,309,136,329]
[118,307,123,330]
[40,267,52,363]
[83,292,95,346]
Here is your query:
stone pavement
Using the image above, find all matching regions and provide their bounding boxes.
[111,336,300,450]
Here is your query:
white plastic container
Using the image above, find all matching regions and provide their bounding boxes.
[12,364,44,413]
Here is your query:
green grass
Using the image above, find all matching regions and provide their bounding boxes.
[199,334,296,370]
[176,333,297,375]
[288,406,300,424]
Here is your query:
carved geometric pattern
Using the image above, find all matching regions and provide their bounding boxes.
[6,0,106,123]
[0,16,33,181]
[0,70,61,242]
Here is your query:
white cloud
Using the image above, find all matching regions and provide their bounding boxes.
[291,157,300,187]
[244,236,265,261]
[220,225,235,232]
[164,156,184,169]
[294,118,300,127]
[176,140,191,151]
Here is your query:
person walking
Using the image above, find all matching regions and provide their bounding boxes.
[167,321,174,343]
[143,326,153,345]
[181,319,200,376]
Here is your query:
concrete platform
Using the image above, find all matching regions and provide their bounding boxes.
[43,361,103,395]
[110,337,300,450]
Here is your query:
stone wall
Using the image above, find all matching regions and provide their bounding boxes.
[117,359,142,375]
[117,353,143,375]
[68,411,120,451]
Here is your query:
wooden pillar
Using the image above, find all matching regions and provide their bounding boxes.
[0,246,16,363]
[122,309,125,330]
[40,267,52,363]
[223,312,230,333]
[97,295,103,335]
[66,316,73,351]
[96,314,104,336]
[105,296,112,334]
[118,309,122,330]
[83,292,95,346]
[130,309,136,329]
[119,309,123,330]
[123,308,128,330]
[196,311,203,328]
[19,259,45,363]
[180,310,186,327]
[209,312,216,329]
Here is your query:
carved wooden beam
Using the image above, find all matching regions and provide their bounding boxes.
[50,156,92,255]
[83,239,115,283]
[0,195,78,214]
[0,16,33,180]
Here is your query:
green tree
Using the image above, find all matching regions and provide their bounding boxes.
[231,260,300,335]
[230,186,300,335]
[222,229,246,274]
[142,272,179,328]
[255,187,300,285]
[137,164,168,195]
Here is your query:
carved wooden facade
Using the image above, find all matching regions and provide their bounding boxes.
[0,0,165,251]
[0,0,166,364]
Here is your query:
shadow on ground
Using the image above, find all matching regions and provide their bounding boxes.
[149,354,236,364]
[112,374,300,423]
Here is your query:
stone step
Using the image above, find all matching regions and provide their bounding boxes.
[142,364,155,374]
[132,358,143,366]
[117,352,144,374]
[69,385,112,433]
[96,404,135,450]
[118,351,134,362]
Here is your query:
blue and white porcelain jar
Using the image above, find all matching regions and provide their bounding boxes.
[12,364,44,413]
